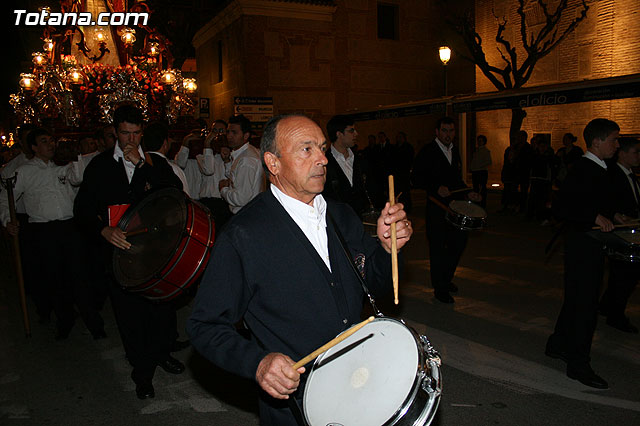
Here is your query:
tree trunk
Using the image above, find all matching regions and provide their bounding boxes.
[509,108,527,145]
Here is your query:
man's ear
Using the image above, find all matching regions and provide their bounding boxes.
[264,152,279,176]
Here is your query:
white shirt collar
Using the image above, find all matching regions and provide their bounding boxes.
[617,162,632,175]
[231,142,250,159]
[435,137,452,152]
[271,184,327,224]
[584,151,607,170]
[331,144,352,160]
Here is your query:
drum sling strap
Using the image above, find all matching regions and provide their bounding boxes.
[328,213,383,317]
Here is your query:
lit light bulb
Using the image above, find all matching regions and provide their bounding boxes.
[19,73,38,90]
[148,42,160,56]
[120,28,136,46]
[183,78,197,93]
[439,46,451,65]
[161,70,176,85]
[43,38,54,52]
[32,52,46,66]
[94,28,107,43]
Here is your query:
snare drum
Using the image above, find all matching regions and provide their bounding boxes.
[605,228,640,263]
[303,317,442,426]
[112,188,215,301]
[446,200,487,231]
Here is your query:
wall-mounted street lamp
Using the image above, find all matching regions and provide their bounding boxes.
[439,46,451,96]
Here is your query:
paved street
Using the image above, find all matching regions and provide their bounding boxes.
[1,190,638,426]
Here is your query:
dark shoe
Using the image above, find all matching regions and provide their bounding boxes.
[434,291,454,304]
[170,339,190,352]
[159,356,185,374]
[606,317,639,334]
[567,366,608,389]
[545,340,568,363]
[448,282,459,293]
[135,381,155,399]
[92,330,108,340]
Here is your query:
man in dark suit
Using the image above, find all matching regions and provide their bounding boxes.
[74,105,185,400]
[187,114,412,426]
[411,117,481,303]
[601,137,640,333]
[546,118,620,389]
[322,114,370,216]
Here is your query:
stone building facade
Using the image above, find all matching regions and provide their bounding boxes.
[474,0,640,182]
[192,0,475,145]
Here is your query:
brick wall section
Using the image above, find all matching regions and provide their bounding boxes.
[475,0,640,183]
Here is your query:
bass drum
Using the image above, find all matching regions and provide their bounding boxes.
[113,187,215,301]
[303,317,442,426]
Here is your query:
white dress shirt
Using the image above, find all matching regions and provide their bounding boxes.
[583,151,607,170]
[0,157,76,226]
[113,143,145,183]
[148,151,190,197]
[197,148,230,199]
[331,145,355,186]
[221,143,265,214]
[175,146,204,199]
[66,151,100,186]
[435,137,453,164]
[271,184,331,270]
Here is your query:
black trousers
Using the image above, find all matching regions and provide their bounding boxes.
[30,219,103,333]
[548,232,604,368]
[109,284,176,384]
[199,197,232,233]
[471,170,488,209]
[601,259,639,321]
[425,202,468,292]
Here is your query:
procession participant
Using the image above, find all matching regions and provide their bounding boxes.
[187,114,412,425]
[74,105,185,400]
[546,118,620,389]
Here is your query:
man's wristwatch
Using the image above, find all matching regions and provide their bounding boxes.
[135,157,145,168]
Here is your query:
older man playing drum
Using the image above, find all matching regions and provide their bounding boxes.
[187,114,412,425]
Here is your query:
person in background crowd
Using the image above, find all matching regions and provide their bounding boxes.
[555,132,584,188]
[198,119,233,228]
[600,136,640,334]
[143,122,190,196]
[546,118,621,390]
[393,131,415,213]
[1,127,104,339]
[95,124,117,152]
[218,114,264,214]
[175,131,205,201]
[67,133,101,187]
[412,117,482,304]
[470,134,492,209]
[74,105,185,400]
[527,136,554,223]
[323,115,369,216]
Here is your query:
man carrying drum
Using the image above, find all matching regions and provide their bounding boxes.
[187,114,412,425]
[74,105,185,400]
[412,117,482,304]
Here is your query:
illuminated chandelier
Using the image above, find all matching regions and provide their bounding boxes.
[9,1,197,129]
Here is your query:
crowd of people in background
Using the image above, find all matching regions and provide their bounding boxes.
[0,110,637,403]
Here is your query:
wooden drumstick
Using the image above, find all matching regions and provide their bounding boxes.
[428,195,453,213]
[449,187,472,194]
[591,222,640,230]
[292,316,375,370]
[388,175,399,305]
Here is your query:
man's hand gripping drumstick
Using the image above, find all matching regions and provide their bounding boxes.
[256,317,375,400]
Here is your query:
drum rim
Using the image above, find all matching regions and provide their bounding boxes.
[112,187,189,287]
[303,317,433,426]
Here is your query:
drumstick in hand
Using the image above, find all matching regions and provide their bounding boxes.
[449,187,472,195]
[292,316,375,370]
[389,175,399,305]
[591,222,640,230]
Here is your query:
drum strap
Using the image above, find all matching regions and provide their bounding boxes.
[328,213,383,317]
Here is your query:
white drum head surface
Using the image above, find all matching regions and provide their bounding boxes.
[449,200,486,218]
[303,318,419,426]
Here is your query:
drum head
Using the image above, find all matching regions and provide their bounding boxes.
[448,200,487,218]
[113,188,188,287]
[303,318,419,426]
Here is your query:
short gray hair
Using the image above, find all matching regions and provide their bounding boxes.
[260,114,307,174]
